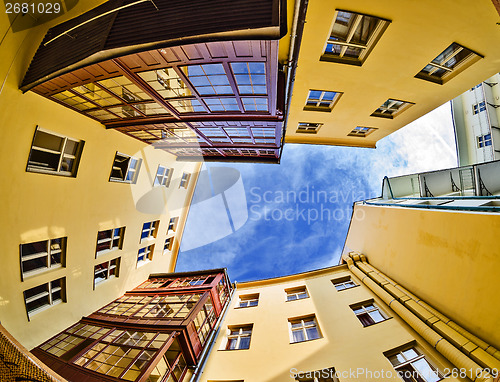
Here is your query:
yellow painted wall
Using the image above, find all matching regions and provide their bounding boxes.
[286,0,500,147]
[0,2,201,349]
[344,204,500,350]
[201,266,462,382]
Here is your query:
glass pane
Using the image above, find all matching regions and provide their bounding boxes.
[402,348,419,360]
[305,327,319,340]
[411,359,440,382]
[239,337,250,349]
[368,310,385,323]
[292,330,305,343]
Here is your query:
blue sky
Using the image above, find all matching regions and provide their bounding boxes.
[176,103,458,282]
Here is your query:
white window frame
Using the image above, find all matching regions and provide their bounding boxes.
[23,278,65,318]
[351,301,388,327]
[386,345,444,382]
[477,133,492,148]
[179,172,191,189]
[472,101,486,115]
[289,316,321,343]
[304,90,342,111]
[225,326,253,350]
[348,126,377,137]
[27,126,84,177]
[332,276,358,291]
[237,294,259,308]
[94,258,120,288]
[164,237,174,253]
[109,152,142,183]
[167,217,179,233]
[95,227,125,257]
[20,238,66,279]
[140,220,159,243]
[322,10,390,65]
[286,286,309,301]
[154,165,173,187]
[415,42,481,84]
[137,244,154,266]
[371,99,414,119]
[296,123,322,134]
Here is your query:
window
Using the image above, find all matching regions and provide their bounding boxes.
[231,62,267,95]
[226,325,252,350]
[415,42,482,84]
[296,123,322,134]
[348,126,377,137]
[179,172,191,188]
[23,278,65,317]
[351,301,388,327]
[164,237,174,252]
[286,286,309,301]
[371,99,414,119]
[289,315,321,343]
[385,346,443,382]
[304,90,342,112]
[321,10,390,66]
[477,133,492,148]
[472,101,486,114]
[137,244,154,265]
[332,276,358,291]
[238,294,259,308]
[95,227,125,256]
[167,217,179,233]
[141,220,159,241]
[153,165,173,187]
[109,152,142,183]
[471,83,482,91]
[27,127,84,176]
[20,238,66,278]
[94,258,120,287]
[183,64,233,95]
[294,367,338,382]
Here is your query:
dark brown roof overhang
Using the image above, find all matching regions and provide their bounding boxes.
[21,0,287,92]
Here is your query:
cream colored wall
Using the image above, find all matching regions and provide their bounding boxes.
[0,3,201,349]
[344,204,500,350]
[285,0,500,147]
[201,266,461,382]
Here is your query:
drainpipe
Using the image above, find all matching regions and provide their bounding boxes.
[356,256,500,363]
[344,254,496,382]
[189,286,235,382]
[279,0,308,161]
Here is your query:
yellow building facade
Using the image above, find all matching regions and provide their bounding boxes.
[0,1,201,350]
[196,260,499,382]
[285,0,500,148]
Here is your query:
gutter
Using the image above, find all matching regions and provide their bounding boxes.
[279,0,308,162]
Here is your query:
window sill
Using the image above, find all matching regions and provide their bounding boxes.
[290,336,323,345]
[22,265,63,281]
[286,297,310,302]
[94,275,117,289]
[109,178,137,184]
[137,259,151,268]
[361,316,393,328]
[27,167,75,177]
[27,299,63,319]
[140,237,156,245]
[335,285,360,292]
[219,348,250,351]
[235,305,258,309]
[96,248,120,258]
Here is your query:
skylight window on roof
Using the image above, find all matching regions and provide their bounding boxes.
[231,62,267,95]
